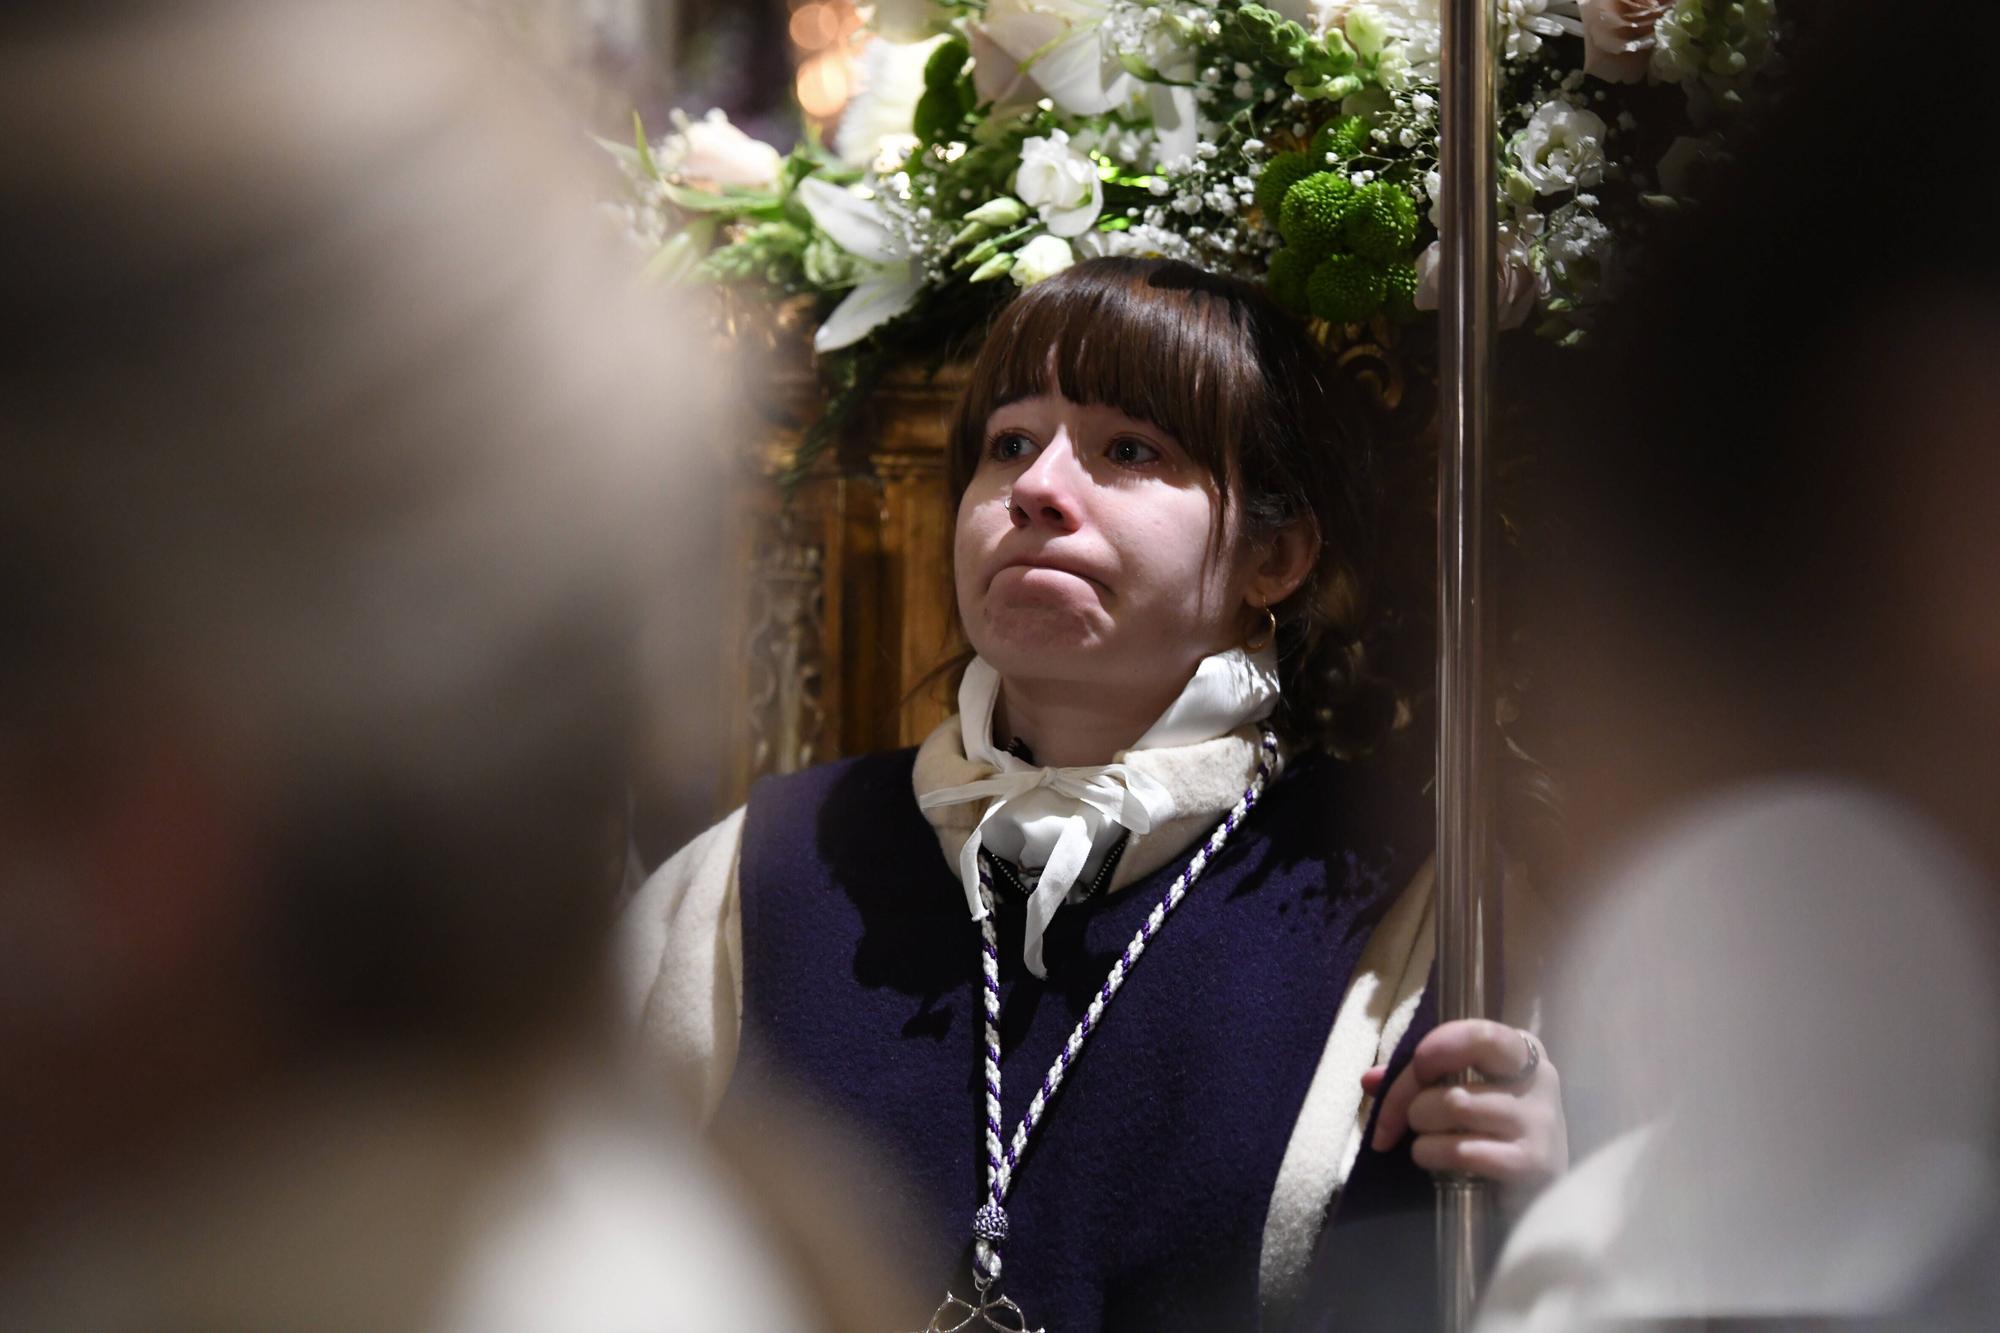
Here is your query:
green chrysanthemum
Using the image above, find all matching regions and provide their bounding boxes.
[924,37,970,92]
[912,86,965,145]
[1307,252,1386,325]
[1382,259,1420,320]
[1266,247,1310,313]
[1308,115,1372,167]
[1254,152,1315,222]
[913,36,972,141]
[1278,172,1356,261]
[1340,182,1419,261]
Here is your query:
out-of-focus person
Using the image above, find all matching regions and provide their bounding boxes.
[1477,1,2000,1328]
[0,2,896,1329]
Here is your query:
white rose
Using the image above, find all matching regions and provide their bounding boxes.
[1578,0,1671,84]
[1512,99,1608,195]
[835,35,948,168]
[673,111,783,190]
[1014,130,1104,237]
[1011,234,1077,287]
[1413,227,1543,330]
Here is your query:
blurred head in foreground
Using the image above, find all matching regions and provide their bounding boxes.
[1534,0,2000,874]
[1481,2,2000,1327]
[0,0,751,1317]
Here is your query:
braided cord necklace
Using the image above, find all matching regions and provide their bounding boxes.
[918,727,1280,1333]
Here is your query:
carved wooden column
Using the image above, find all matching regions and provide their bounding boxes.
[866,363,966,751]
[716,361,964,811]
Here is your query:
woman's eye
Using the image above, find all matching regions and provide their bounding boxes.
[986,430,1035,462]
[1108,436,1162,466]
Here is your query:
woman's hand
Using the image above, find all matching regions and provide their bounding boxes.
[1361,1019,1567,1194]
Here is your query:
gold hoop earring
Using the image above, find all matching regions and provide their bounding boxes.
[1243,605,1277,652]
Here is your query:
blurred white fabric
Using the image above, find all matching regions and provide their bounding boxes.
[0,1066,818,1333]
[1479,780,2000,1329]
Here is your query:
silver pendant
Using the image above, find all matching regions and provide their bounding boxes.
[916,1285,1043,1333]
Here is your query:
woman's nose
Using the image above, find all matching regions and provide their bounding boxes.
[1008,432,1082,532]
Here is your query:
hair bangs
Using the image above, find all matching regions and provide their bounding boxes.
[948,260,1270,505]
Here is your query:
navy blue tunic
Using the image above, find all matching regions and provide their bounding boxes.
[730,746,1439,1332]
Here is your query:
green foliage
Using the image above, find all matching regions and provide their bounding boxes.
[1382,258,1420,320]
[1253,151,1315,221]
[1266,246,1310,313]
[914,36,976,144]
[1221,3,1310,68]
[1278,171,1356,261]
[1216,3,1358,100]
[968,252,1016,282]
[964,197,1029,227]
[802,232,859,287]
[1285,29,1360,102]
[1309,115,1372,167]
[1307,252,1386,325]
[785,350,887,491]
[924,35,971,91]
[658,179,772,213]
[632,110,662,182]
[1340,182,1418,261]
[643,218,716,283]
[691,220,808,286]
[914,87,967,145]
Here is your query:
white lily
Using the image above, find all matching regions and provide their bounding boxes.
[836,35,950,168]
[966,0,1202,170]
[969,0,1133,116]
[796,177,926,352]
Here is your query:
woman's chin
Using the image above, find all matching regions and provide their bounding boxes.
[974,605,1107,667]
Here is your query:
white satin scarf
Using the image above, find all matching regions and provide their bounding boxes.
[917,646,1281,976]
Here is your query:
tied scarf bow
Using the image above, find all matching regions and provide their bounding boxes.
[918,761,1175,978]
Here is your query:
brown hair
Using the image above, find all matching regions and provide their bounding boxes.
[945,257,1398,754]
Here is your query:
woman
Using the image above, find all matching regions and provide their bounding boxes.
[622,258,1564,1331]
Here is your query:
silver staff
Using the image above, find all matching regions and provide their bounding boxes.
[1434,0,1499,1329]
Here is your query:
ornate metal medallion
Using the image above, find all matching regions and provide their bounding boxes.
[918,1282,1042,1333]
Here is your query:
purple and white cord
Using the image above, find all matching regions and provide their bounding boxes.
[968,726,1279,1292]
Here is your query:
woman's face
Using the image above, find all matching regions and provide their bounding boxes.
[955,392,1260,697]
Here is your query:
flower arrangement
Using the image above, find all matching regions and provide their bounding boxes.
[608,0,1779,366]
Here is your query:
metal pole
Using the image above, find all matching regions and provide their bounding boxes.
[1435,0,1499,1330]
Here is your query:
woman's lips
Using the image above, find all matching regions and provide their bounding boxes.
[993,555,1106,591]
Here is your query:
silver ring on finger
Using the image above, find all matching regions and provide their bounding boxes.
[1501,1028,1541,1087]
